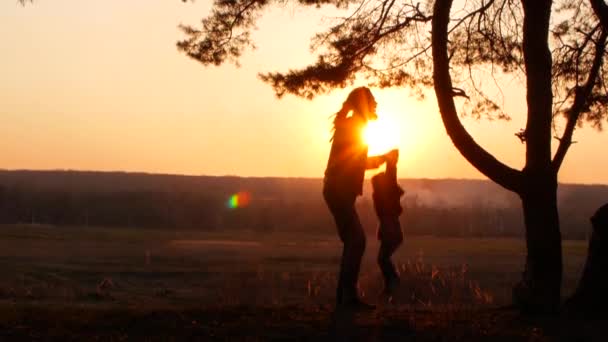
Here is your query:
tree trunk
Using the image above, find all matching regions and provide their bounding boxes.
[513,171,563,314]
[510,0,563,314]
[432,0,564,314]
[564,203,608,318]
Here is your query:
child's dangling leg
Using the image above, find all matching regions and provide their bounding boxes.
[377,215,403,295]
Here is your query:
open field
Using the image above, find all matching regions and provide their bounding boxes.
[0,224,602,341]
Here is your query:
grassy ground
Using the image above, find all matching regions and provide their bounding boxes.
[0,224,602,341]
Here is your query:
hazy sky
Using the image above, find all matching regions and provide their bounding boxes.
[1,0,607,184]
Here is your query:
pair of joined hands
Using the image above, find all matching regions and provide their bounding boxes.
[383,149,399,165]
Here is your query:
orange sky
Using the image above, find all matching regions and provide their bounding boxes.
[1,0,607,184]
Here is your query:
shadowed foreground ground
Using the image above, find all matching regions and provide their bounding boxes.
[0,303,605,341]
[0,225,604,341]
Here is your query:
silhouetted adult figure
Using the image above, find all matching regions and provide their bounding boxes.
[564,203,608,318]
[323,87,394,310]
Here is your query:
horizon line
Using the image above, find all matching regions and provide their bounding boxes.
[1,168,607,187]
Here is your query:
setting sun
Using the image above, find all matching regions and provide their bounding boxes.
[363,117,400,156]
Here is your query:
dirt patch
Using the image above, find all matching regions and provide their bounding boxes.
[170,239,262,247]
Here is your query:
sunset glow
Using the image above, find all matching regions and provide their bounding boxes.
[363,117,400,156]
[0,1,607,183]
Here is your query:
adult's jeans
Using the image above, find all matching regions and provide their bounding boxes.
[323,187,366,304]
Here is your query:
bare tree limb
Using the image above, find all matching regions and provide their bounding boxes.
[553,28,608,171]
[590,0,608,31]
[432,0,522,193]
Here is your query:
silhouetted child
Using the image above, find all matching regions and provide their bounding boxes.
[371,149,404,295]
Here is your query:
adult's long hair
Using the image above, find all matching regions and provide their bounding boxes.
[330,87,373,141]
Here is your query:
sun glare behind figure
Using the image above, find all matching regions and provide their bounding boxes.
[363,117,399,156]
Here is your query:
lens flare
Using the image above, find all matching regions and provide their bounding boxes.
[227,191,251,209]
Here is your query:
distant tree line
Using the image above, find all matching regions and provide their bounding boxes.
[0,171,604,239]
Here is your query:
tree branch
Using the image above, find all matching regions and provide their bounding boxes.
[590,0,608,31]
[432,0,522,193]
[259,1,431,97]
[553,28,608,171]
